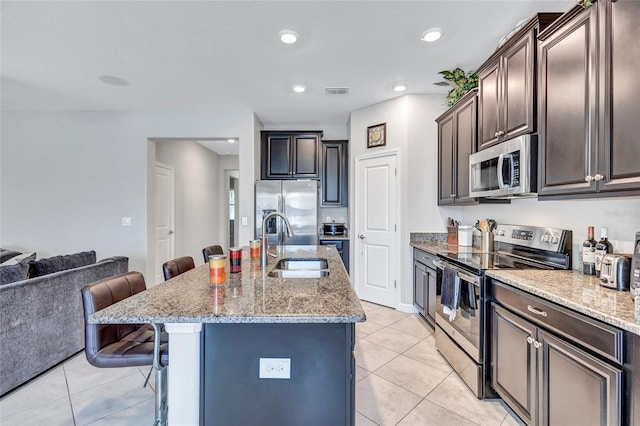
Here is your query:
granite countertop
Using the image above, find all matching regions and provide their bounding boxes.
[90,245,365,325]
[486,269,640,335]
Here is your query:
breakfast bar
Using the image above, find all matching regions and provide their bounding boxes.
[89,245,365,425]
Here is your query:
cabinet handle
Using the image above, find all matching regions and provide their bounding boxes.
[594,173,604,181]
[533,340,542,349]
[585,175,593,182]
[527,305,548,317]
[450,193,456,198]
[494,131,500,138]
[526,336,534,345]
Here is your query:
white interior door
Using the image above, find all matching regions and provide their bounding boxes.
[155,162,175,284]
[355,152,397,307]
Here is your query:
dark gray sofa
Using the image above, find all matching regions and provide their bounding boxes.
[0,256,128,395]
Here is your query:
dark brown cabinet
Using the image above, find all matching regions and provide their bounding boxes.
[437,89,477,205]
[413,248,437,326]
[538,1,640,198]
[477,14,560,150]
[320,239,349,274]
[321,140,348,207]
[491,282,624,426]
[261,131,322,180]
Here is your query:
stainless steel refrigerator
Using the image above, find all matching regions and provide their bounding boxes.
[255,180,318,245]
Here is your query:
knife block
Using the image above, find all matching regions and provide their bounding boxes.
[447,226,458,245]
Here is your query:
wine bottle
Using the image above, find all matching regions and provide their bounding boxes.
[594,227,614,277]
[582,226,597,275]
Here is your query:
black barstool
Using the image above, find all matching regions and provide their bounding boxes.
[202,245,224,263]
[162,256,195,280]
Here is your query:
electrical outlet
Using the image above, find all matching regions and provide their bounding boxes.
[241,216,248,226]
[259,358,291,379]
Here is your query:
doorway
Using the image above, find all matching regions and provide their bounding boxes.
[354,151,398,308]
[226,170,240,248]
[154,162,175,285]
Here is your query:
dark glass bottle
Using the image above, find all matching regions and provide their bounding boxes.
[582,226,597,275]
[594,227,614,277]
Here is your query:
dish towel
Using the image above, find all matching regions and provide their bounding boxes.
[440,265,461,321]
[460,281,477,317]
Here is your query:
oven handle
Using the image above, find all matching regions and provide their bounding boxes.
[432,259,481,286]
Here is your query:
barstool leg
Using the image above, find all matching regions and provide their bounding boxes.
[151,323,168,426]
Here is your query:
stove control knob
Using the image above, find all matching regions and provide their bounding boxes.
[551,237,559,244]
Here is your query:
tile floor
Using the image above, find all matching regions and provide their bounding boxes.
[0,302,524,425]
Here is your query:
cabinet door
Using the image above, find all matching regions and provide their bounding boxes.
[454,94,477,203]
[478,61,501,149]
[538,7,597,197]
[437,113,455,205]
[264,135,292,179]
[491,303,536,425]
[598,0,640,194]
[502,30,535,141]
[413,261,426,316]
[426,266,437,326]
[291,135,319,178]
[321,141,348,207]
[538,330,622,426]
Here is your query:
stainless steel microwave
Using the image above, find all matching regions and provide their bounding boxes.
[469,135,537,198]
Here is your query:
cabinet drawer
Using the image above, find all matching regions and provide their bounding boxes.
[321,240,343,250]
[491,280,624,364]
[413,248,436,267]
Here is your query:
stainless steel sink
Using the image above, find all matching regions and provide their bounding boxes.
[268,258,330,278]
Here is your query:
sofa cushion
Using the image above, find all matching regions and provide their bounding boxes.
[28,250,97,278]
[0,249,22,264]
[0,252,36,285]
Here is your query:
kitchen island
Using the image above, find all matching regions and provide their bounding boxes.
[90,245,365,425]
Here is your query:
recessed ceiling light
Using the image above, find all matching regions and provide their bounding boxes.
[279,30,298,44]
[98,75,129,86]
[227,139,236,143]
[421,28,442,42]
[393,83,408,92]
[293,84,306,93]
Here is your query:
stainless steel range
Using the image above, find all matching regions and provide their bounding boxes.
[433,224,572,399]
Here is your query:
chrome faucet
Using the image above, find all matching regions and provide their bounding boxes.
[261,212,295,267]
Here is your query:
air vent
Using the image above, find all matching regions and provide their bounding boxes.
[325,87,349,95]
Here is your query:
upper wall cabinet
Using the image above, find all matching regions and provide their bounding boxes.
[321,140,348,207]
[437,90,478,205]
[261,131,322,180]
[537,1,640,198]
[477,14,561,150]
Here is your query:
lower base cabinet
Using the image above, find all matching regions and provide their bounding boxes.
[490,282,624,426]
[320,239,349,274]
[413,248,437,326]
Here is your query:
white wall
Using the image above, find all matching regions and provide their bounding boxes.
[155,140,221,266]
[458,197,640,269]
[349,96,412,308]
[1,110,257,283]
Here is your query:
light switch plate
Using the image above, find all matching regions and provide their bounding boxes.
[259,358,291,379]
[241,216,248,226]
[121,217,132,227]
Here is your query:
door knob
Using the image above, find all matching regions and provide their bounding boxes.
[358,234,366,240]
[168,230,174,235]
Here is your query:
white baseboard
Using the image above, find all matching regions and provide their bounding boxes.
[396,301,418,313]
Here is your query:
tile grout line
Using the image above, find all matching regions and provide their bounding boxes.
[62,361,78,425]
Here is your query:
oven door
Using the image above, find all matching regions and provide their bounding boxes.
[435,265,482,362]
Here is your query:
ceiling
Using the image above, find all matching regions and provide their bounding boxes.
[2,0,573,154]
